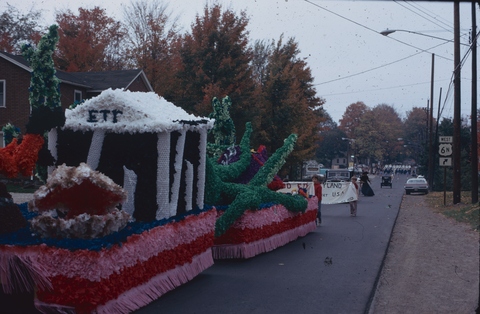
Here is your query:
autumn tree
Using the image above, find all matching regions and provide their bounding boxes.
[0,4,43,54]
[354,104,403,165]
[54,7,127,72]
[338,101,369,139]
[174,4,256,138]
[253,35,325,177]
[123,0,180,96]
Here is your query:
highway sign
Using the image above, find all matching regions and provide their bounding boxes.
[439,157,452,166]
[438,143,453,156]
[439,136,453,143]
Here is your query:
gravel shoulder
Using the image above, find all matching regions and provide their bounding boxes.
[368,194,479,314]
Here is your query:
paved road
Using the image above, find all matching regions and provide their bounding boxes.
[136,175,407,314]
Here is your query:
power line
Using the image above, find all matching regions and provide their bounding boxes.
[304,0,454,60]
[395,0,453,32]
[438,30,479,120]
[395,1,473,46]
[320,78,452,97]
[314,41,451,86]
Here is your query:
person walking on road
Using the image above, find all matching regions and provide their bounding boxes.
[350,176,359,217]
[360,172,375,196]
[312,175,322,225]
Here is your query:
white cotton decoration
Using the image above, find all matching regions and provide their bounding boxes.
[63,89,214,134]
[196,128,208,209]
[47,128,58,175]
[86,129,105,170]
[185,161,194,212]
[156,132,170,220]
[169,130,186,218]
[122,166,137,217]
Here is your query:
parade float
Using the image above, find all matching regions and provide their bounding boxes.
[205,96,317,259]
[0,25,319,313]
[0,25,217,314]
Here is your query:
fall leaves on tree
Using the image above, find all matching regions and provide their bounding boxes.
[54,7,126,72]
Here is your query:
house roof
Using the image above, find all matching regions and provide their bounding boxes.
[63,70,152,92]
[0,51,153,92]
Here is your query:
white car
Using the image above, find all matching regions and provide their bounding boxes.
[404,178,429,195]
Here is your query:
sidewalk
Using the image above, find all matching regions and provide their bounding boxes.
[368,194,479,314]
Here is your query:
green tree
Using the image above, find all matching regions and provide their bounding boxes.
[402,107,428,166]
[434,117,473,191]
[315,126,347,168]
[0,4,43,54]
[54,7,127,71]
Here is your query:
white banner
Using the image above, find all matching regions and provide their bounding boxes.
[277,181,357,205]
[321,181,358,204]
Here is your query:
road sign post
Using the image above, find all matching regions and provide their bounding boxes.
[438,136,452,205]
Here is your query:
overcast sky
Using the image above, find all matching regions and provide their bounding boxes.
[3,0,478,124]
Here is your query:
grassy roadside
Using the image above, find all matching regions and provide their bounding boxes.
[425,191,480,232]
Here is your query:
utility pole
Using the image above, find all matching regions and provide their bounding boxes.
[428,53,435,191]
[453,0,461,204]
[471,1,478,204]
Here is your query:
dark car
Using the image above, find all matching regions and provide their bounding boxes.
[380,175,392,188]
[404,178,429,195]
[325,169,352,182]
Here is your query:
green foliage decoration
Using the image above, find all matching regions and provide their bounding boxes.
[207,96,237,159]
[204,102,307,237]
[21,24,65,134]
[213,122,252,182]
[1,123,21,145]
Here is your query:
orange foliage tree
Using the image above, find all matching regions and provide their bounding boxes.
[338,101,369,139]
[54,7,127,72]
[173,4,256,138]
[253,35,326,176]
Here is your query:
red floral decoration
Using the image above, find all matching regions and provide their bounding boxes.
[214,208,316,245]
[34,180,125,218]
[0,134,44,178]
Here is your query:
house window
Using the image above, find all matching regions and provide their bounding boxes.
[0,80,5,107]
[0,132,4,148]
[336,159,339,164]
[74,90,83,102]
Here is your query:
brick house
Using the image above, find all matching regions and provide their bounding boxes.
[0,51,153,147]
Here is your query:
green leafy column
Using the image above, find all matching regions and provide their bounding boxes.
[21,24,65,135]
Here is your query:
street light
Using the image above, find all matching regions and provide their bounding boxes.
[380,28,440,191]
[380,29,469,47]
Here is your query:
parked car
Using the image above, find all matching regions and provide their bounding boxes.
[404,178,429,195]
[325,169,352,182]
